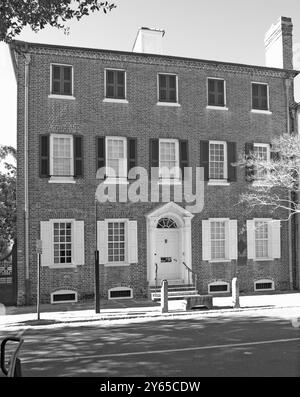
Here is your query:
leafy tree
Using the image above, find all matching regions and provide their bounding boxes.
[237,134,300,220]
[0,0,116,43]
[0,145,16,253]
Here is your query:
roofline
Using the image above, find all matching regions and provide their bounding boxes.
[10,40,300,77]
[8,43,18,81]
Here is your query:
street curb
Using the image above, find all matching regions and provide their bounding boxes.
[1,304,300,328]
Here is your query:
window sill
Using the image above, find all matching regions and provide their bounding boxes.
[158,179,182,185]
[103,98,128,104]
[104,263,130,267]
[253,257,274,262]
[208,259,232,263]
[48,94,75,100]
[251,109,272,115]
[45,264,78,269]
[252,180,271,187]
[156,102,181,107]
[104,178,129,185]
[48,177,76,184]
[207,180,230,186]
[206,105,228,111]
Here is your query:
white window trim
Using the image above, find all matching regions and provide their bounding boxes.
[108,287,133,300]
[252,143,271,186]
[208,281,230,294]
[251,82,271,113]
[104,68,127,102]
[49,63,74,98]
[254,279,275,292]
[105,218,129,267]
[50,219,76,268]
[105,136,128,181]
[253,218,273,261]
[209,218,231,263]
[208,140,228,182]
[157,73,179,106]
[51,290,78,304]
[206,77,227,109]
[158,138,180,181]
[49,134,74,183]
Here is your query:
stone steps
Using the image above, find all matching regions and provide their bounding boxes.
[150,284,199,301]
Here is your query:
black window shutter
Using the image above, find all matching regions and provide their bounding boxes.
[97,137,105,178]
[150,138,159,179]
[128,138,137,178]
[200,140,209,181]
[40,135,49,178]
[227,142,237,182]
[74,136,83,178]
[179,140,189,179]
[245,142,254,182]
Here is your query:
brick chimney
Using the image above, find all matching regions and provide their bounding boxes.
[264,17,293,70]
[132,27,165,55]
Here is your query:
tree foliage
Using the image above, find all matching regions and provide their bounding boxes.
[237,134,300,220]
[0,145,16,252]
[0,0,116,43]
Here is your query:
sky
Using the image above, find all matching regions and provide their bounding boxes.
[1,0,300,148]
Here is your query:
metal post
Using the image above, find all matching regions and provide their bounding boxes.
[37,253,40,320]
[95,250,100,313]
[232,277,240,308]
[161,279,168,313]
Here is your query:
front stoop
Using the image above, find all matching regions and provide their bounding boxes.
[150,284,200,301]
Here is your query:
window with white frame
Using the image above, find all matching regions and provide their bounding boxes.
[51,64,73,96]
[209,141,227,180]
[252,83,269,111]
[107,221,126,263]
[53,222,72,264]
[50,134,73,177]
[106,137,127,179]
[253,143,270,180]
[105,69,126,100]
[254,220,269,259]
[159,139,180,179]
[210,220,226,260]
[158,74,178,103]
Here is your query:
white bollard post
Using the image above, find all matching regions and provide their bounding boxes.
[161,279,168,313]
[232,277,240,308]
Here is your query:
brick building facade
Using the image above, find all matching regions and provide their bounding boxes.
[10,17,300,305]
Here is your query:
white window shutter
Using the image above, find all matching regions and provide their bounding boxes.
[271,220,281,259]
[40,221,53,267]
[247,220,255,259]
[74,221,85,265]
[97,221,107,264]
[128,220,138,264]
[228,220,238,260]
[202,220,211,261]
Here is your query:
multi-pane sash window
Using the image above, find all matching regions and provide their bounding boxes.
[53,222,72,264]
[108,222,125,262]
[252,83,269,110]
[253,143,270,180]
[158,74,177,102]
[51,135,73,176]
[207,78,225,107]
[159,139,179,179]
[255,221,269,258]
[106,137,127,178]
[209,141,227,180]
[105,69,126,99]
[51,65,72,96]
[211,221,226,260]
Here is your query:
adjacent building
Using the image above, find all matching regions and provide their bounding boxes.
[10,17,300,305]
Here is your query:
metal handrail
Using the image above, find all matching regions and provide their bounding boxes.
[1,335,24,377]
[182,261,198,290]
[155,263,158,292]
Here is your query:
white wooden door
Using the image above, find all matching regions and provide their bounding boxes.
[155,229,180,282]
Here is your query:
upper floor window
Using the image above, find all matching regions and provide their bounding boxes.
[50,134,73,177]
[159,138,180,180]
[51,64,73,96]
[253,143,270,180]
[209,141,227,181]
[207,78,225,107]
[105,69,126,100]
[106,136,127,179]
[158,74,178,103]
[252,83,269,111]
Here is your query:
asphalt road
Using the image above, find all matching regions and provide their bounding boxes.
[1,307,300,377]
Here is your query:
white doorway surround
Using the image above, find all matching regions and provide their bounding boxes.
[146,202,194,286]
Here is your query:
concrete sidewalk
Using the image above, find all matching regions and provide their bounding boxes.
[0,291,300,327]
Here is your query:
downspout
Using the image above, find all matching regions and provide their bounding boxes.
[24,53,31,303]
[285,77,294,290]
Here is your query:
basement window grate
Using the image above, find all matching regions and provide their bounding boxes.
[254,280,274,291]
[108,287,133,300]
[51,290,77,304]
[208,282,229,294]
